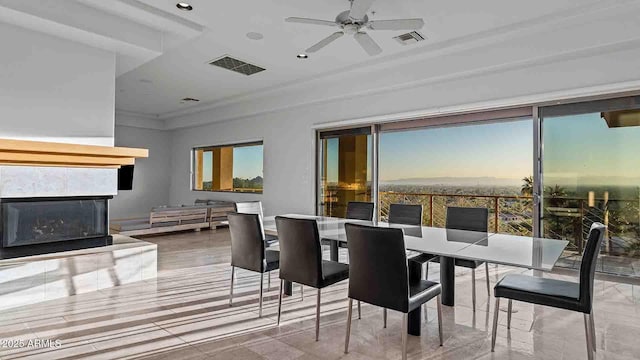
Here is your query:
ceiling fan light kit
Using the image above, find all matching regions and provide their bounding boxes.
[286,0,424,56]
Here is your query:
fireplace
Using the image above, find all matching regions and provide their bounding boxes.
[0,196,112,259]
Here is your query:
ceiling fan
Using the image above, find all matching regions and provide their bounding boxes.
[286,0,424,56]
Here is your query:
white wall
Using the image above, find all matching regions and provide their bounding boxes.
[169,114,314,216]
[110,125,172,219]
[0,22,119,199]
[168,43,640,217]
[0,22,115,146]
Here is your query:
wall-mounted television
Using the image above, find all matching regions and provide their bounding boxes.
[117,165,135,191]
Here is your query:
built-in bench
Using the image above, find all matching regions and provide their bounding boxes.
[194,199,236,229]
[110,206,210,236]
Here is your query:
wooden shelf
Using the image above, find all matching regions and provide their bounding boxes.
[0,138,148,168]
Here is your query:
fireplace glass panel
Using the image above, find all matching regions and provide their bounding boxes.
[2,198,108,247]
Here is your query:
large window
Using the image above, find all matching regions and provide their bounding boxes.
[378,117,533,235]
[541,96,640,275]
[193,142,263,193]
[317,98,640,277]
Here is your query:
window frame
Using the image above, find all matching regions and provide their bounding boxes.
[191,140,264,194]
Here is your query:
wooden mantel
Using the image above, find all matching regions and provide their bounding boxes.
[0,138,148,168]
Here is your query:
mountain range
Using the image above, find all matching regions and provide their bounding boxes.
[381,177,522,187]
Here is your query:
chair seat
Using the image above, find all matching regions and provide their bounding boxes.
[430,256,484,269]
[320,238,348,248]
[494,274,585,313]
[265,234,279,247]
[409,280,442,312]
[408,253,438,264]
[265,250,280,272]
[320,260,350,288]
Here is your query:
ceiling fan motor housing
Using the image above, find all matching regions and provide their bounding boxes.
[337,10,368,26]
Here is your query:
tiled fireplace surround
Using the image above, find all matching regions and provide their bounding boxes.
[0,165,157,311]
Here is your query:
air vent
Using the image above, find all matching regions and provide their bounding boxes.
[208,56,266,76]
[393,31,425,45]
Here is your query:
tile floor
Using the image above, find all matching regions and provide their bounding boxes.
[1,228,640,359]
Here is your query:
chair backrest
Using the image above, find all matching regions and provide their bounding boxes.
[345,223,410,313]
[388,203,423,226]
[227,212,266,273]
[446,207,489,232]
[346,202,375,221]
[275,216,323,288]
[579,222,606,311]
[235,201,266,240]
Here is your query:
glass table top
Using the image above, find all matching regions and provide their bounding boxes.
[263,215,569,271]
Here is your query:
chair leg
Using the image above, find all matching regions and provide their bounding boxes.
[491,297,500,352]
[485,262,491,296]
[301,284,304,301]
[344,298,353,354]
[315,288,321,341]
[507,299,512,329]
[268,271,271,290]
[259,272,264,318]
[383,308,387,328]
[584,313,595,360]
[277,279,284,325]
[402,313,408,360]
[437,294,443,346]
[590,312,596,352]
[426,262,429,280]
[229,266,235,306]
[471,268,476,311]
[358,301,361,320]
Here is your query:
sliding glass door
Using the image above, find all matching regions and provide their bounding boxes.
[315,96,640,277]
[378,117,533,235]
[540,96,640,275]
[317,127,373,218]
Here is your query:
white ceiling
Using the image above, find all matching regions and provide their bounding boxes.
[114,0,611,118]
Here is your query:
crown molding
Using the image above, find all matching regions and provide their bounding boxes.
[115,110,166,130]
[313,80,640,131]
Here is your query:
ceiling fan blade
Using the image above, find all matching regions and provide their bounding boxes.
[354,32,382,56]
[285,17,337,27]
[306,31,345,53]
[349,0,375,20]
[367,18,425,30]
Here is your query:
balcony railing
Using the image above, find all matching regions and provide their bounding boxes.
[379,191,534,237]
[378,191,640,259]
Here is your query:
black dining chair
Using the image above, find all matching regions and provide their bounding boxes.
[344,223,443,360]
[345,201,375,221]
[321,201,374,261]
[275,216,352,341]
[491,223,605,360]
[235,201,279,289]
[446,207,490,310]
[414,207,490,311]
[227,212,280,318]
[388,203,423,226]
[235,201,279,245]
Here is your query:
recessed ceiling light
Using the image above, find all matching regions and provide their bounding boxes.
[176,2,192,11]
[297,54,308,59]
[246,32,264,40]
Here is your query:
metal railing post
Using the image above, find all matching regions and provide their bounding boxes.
[494,197,499,233]
[429,195,434,226]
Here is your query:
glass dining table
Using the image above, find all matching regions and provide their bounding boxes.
[262,214,569,336]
